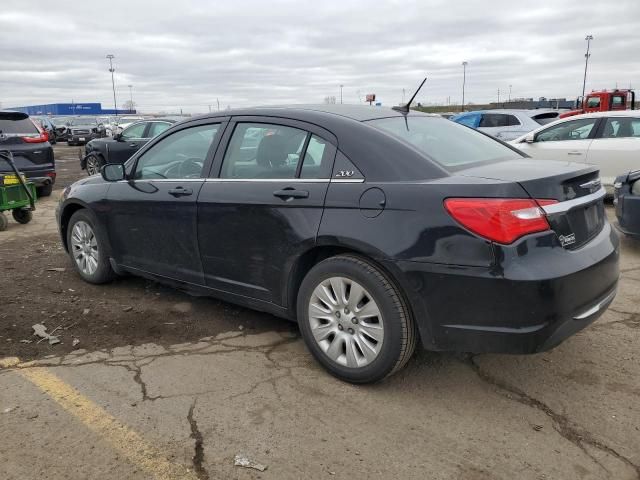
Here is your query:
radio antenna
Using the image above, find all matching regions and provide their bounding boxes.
[393,77,427,113]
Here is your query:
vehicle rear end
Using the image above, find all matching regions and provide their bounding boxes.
[0,112,55,194]
[365,114,619,354]
[613,170,640,237]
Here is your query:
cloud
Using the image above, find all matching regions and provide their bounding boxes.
[1,0,638,113]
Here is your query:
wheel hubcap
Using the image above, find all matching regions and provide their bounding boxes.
[308,276,384,368]
[87,158,98,175]
[71,221,99,275]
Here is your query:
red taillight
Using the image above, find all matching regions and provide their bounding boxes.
[444,198,558,244]
[23,120,49,143]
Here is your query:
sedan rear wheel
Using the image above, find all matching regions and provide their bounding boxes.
[298,255,417,383]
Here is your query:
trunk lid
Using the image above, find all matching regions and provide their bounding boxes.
[459,159,605,249]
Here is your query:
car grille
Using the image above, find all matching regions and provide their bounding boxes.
[72,129,90,135]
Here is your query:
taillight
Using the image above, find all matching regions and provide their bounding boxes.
[444,198,558,244]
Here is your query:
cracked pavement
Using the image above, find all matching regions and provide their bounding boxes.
[1,146,639,479]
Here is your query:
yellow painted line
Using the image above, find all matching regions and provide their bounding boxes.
[19,367,199,480]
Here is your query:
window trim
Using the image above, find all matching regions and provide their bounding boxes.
[210,116,338,181]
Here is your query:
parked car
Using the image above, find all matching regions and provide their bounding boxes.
[66,116,108,145]
[57,105,618,383]
[51,116,72,141]
[0,111,55,196]
[32,116,58,144]
[451,109,561,141]
[613,170,640,237]
[80,119,176,175]
[511,111,640,192]
[113,116,145,134]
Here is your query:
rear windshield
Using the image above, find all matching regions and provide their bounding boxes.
[0,117,39,135]
[367,116,521,169]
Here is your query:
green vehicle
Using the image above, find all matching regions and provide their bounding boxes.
[0,150,36,231]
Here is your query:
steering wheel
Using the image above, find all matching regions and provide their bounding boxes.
[177,158,203,178]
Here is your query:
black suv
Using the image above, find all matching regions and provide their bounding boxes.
[0,111,55,196]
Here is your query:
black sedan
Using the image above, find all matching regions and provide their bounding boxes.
[80,119,175,175]
[613,171,640,237]
[56,105,619,383]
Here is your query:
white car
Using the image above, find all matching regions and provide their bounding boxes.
[511,111,640,191]
[451,109,562,141]
[112,115,145,134]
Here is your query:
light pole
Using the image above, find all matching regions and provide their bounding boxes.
[582,35,594,101]
[508,85,512,102]
[106,54,118,116]
[461,61,468,112]
[127,84,133,111]
[497,88,500,104]
[340,84,344,104]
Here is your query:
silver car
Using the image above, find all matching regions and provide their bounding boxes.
[451,109,562,141]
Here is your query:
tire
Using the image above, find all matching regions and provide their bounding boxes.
[36,184,53,197]
[0,213,7,231]
[85,153,104,176]
[297,254,417,383]
[66,209,115,284]
[12,209,32,224]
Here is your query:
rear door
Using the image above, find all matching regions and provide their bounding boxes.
[107,121,149,164]
[0,112,52,174]
[522,117,600,161]
[105,120,224,283]
[585,116,640,187]
[197,117,336,305]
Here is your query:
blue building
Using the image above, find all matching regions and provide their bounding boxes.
[9,102,135,116]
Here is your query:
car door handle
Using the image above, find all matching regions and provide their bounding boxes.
[273,188,309,199]
[568,151,583,156]
[129,143,138,148]
[168,186,193,197]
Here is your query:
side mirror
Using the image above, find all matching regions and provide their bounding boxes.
[101,163,125,182]
[113,132,122,141]
[524,132,535,143]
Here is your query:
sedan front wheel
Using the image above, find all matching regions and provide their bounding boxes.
[67,210,115,284]
[297,255,417,383]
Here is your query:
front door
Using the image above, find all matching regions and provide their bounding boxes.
[107,121,149,164]
[523,117,600,161]
[105,121,224,284]
[197,119,336,304]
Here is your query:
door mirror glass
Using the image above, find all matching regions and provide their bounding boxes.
[525,132,535,143]
[101,163,125,182]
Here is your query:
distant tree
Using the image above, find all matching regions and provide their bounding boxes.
[324,96,336,104]
[122,100,136,111]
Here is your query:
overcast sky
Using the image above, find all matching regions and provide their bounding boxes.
[1,0,639,113]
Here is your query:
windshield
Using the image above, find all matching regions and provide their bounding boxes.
[367,116,522,169]
[71,116,98,125]
[117,116,144,123]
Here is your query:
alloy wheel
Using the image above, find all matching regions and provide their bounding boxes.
[71,221,99,276]
[308,276,384,368]
[86,156,100,175]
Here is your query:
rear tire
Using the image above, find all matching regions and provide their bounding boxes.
[297,255,417,383]
[12,209,32,224]
[37,184,53,197]
[67,209,115,284]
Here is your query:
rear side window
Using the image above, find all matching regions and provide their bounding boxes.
[0,117,39,135]
[453,113,480,128]
[221,123,307,179]
[602,117,640,138]
[369,116,521,169]
[611,95,625,108]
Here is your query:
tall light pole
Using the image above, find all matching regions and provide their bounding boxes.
[461,61,468,112]
[582,35,594,101]
[106,54,118,116]
[508,84,512,102]
[127,84,133,111]
[340,84,344,104]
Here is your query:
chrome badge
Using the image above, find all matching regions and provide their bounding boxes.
[580,179,602,193]
[559,233,577,247]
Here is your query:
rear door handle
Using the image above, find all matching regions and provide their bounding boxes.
[273,188,309,199]
[568,151,583,156]
[168,186,193,197]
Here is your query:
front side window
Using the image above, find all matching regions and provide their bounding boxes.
[221,123,307,179]
[479,114,508,128]
[369,116,521,169]
[587,96,601,108]
[536,118,598,142]
[134,124,219,180]
[121,122,147,140]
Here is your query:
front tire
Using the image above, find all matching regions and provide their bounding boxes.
[297,255,417,383]
[85,154,104,176]
[67,210,115,284]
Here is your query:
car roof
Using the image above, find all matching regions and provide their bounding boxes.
[568,110,640,119]
[0,110,29,120]
[188,104,436,123]
[455,109,562,117]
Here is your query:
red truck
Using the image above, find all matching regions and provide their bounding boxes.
[559,88,636,118]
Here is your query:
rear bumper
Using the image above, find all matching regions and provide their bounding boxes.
[387,222,620,354]
[23,170,56,187]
